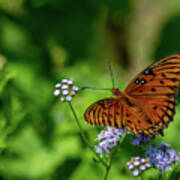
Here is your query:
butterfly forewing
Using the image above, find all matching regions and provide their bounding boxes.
[124,54,180,135]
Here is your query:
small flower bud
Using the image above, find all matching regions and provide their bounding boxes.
[66,96,72,101]
[67,79,74,85]
[62,90,69,95]
[70,91,76,95]
[60,97,65,102]
[140,165,146,171]
[61,84,68,89]
[62,79,68,83]
[54,89,60,96]
[55,83,62,88]
[140,158,146,163]
[134,157,140,161]
[132,169,139,176]
[72,86,79,91]
[126,161,131,166]
[145,163,151,168]
[128,164,134,170]
[134,161,140,166]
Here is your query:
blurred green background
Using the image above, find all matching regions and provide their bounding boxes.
[0,0,180,179]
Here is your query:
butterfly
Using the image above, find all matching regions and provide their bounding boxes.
[84,54,180,136]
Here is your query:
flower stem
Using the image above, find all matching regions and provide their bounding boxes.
[140,174,144,180]
[68,101,108,168]
[103,153,113,180]
[158,172,163,180]
[103,164,111,180]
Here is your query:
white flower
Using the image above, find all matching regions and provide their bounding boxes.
[54,89,60,96]
[140,165,146,171]
[62,79,68,83]
[55,83,62,88]
[134,157,140,161]
[60,97,65,102]
[132,169,139,176]
[134,161,140,166]
[67,78,74,85]
[140,158,146,163]
[128,164,134,170]
[72,86,79,91]
[145,163,151,168]
[61,84,68,89]
[70,91,76,95]
[66,96,72,101]
[62,90,69,95]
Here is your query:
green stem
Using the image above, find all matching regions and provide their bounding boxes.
[158,172,163,180]
[140,174,144,180]
[104,153,114,180]
[68,101,108,168]
[103,164,111,180]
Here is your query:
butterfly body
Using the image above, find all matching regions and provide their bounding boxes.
[84,54,180,136]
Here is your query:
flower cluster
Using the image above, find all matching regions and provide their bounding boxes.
[145,142,180,172]
[54,78,79,102]
[126,157,152,176]
[95,127,125,156]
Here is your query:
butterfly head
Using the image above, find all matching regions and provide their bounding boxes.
[112,88,121,96]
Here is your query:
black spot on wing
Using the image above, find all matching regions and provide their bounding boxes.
[107,99,113,106]
[143,68,155,76]
[141,79,147,84]
[98,100,105,109]
[146,119,153,125]
[160,80,164,84]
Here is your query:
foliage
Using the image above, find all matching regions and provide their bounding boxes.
[0,0,180,179]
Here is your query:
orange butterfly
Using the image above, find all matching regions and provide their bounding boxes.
[84,54,180,136]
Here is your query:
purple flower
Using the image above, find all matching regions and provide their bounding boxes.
[95,141,110,155]
[133,135,150,145]
[167,149,179,163]
[95,127,125,156]
[145,143,180,172]
[159,142,170,150]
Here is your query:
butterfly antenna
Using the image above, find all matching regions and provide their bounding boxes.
[81,87,111,91]
[108,59,115,89]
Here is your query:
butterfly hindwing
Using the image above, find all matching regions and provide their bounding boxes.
[84,98,124,129]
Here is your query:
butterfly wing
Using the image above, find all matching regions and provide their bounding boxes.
[124,54,180,135]
[120,97,156,135]
[84,98,124,129]
[84,96,157,136]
